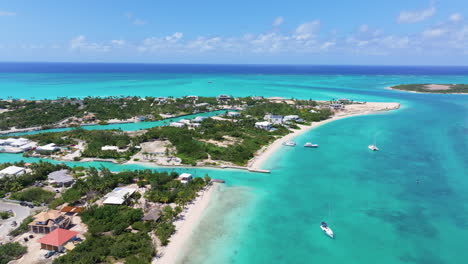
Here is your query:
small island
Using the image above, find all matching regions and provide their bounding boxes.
[388,84,468,94]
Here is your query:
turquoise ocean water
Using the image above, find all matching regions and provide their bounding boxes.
[0,65,467,264]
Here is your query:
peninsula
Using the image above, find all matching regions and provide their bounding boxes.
[1,96,400,171]
[388,84,468,94]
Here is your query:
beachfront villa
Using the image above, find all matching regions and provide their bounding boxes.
[227,111,241,117]
[177,173,193,184]
[195,102,209,108]
[29,210,72,234]
[48,169,75,187]
[255,121,273,130]
[36,143,60,154]
[217,94,232,102]
[283,115,301,122]
[337,98,351,104]
[38,228,78,252]
[170,122,186,128]
[0,165,26,178]
[330,104,345,110]
[186,95,199,101]
[264,114,284,125]
[103,187,137,205]
[0,138,36,153]
[101,145,120,151]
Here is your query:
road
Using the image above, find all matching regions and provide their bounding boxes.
[0,201,31,241]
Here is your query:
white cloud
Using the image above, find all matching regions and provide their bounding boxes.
[422,28,446,38]
[295,20,320,40]
[272,16,284,27]
[69,35,111,52]
[359,24,369,33]
[397,5,436,23]
[449,13,462,22]
[125,12,147,26]
[133,19,147,26]
[111,39,126,46]
[0,11,16,16]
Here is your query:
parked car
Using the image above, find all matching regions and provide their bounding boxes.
[11,221,17,227]
[44,251,55,259]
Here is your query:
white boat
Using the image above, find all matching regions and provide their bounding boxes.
[282,141,296,147]
[304,142,318,148]
[368,144,379,151]
[320,221,334,238]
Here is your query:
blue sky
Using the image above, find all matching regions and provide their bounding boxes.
[1,0,468,65]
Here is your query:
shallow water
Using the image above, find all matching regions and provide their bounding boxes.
[0,65,467,264]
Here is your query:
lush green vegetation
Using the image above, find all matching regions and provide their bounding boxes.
[8,215,33,237]
[0,210,13,219]
[0,161,68,197]
[0,96,225,130]
[53,232,155,264]
[81,205,143,235]
[391,84,468,93]
[10,187,55,205]
[0,242,27,264]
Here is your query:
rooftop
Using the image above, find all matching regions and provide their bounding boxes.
[103,187,137,205]
[48,169,74,183]
[0,165,25,175]
[38,228,78,247]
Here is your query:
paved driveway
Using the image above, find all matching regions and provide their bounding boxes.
[0,201,31,240]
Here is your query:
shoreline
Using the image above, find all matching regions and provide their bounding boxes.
[385,86,468,94]
[154,183,219,264]
[248,102,401,170]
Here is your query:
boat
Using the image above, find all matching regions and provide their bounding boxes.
[320,221,334,238]
[282,141,296,146]
[304,142,318,148]
[368,144,379,151]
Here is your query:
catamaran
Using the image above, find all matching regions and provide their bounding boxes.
[320,222,334,238]
[282,141,296,146]
[304,142,318,148]
[368,144,379,151]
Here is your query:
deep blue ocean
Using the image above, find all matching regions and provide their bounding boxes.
[0,63,467,264]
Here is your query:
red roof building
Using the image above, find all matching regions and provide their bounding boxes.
[38,228,78,252]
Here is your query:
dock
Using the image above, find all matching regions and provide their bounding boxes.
[211,179,225,183]
[248,168,271,174]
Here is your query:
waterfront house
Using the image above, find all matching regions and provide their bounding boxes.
[264,114,284,125]
[142,208,162,222]
[177,173,193,184]
[29,210,71,234]
[48,170,75,187]
[227,111,240,117]
[186,95,199,101]
[36,143,60,154]
[38,228,78,252]
[337,98,351,104]
[169,122,185,128]
[283,115,300,122]
[0,166,26,178]
[255,121,272,130]
[330,104,345,110]
[251,96,264,100]
[192,116,208,123]
[103,187,137,205]
[179,119,191,125]
[101,145,119,151]
[195,102,209,108]
[217,95,232,102]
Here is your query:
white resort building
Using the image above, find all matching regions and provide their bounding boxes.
[103,187,137,205]
[0,165,26,178]
[255,121,273,131]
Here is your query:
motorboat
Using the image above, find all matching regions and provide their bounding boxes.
[282,141,296,147]
[304,142,318,148]
[368,144,379,151]
[320,221,334,238]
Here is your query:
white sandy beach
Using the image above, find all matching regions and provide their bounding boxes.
[155,183,219,264]
[248,102,400,170]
